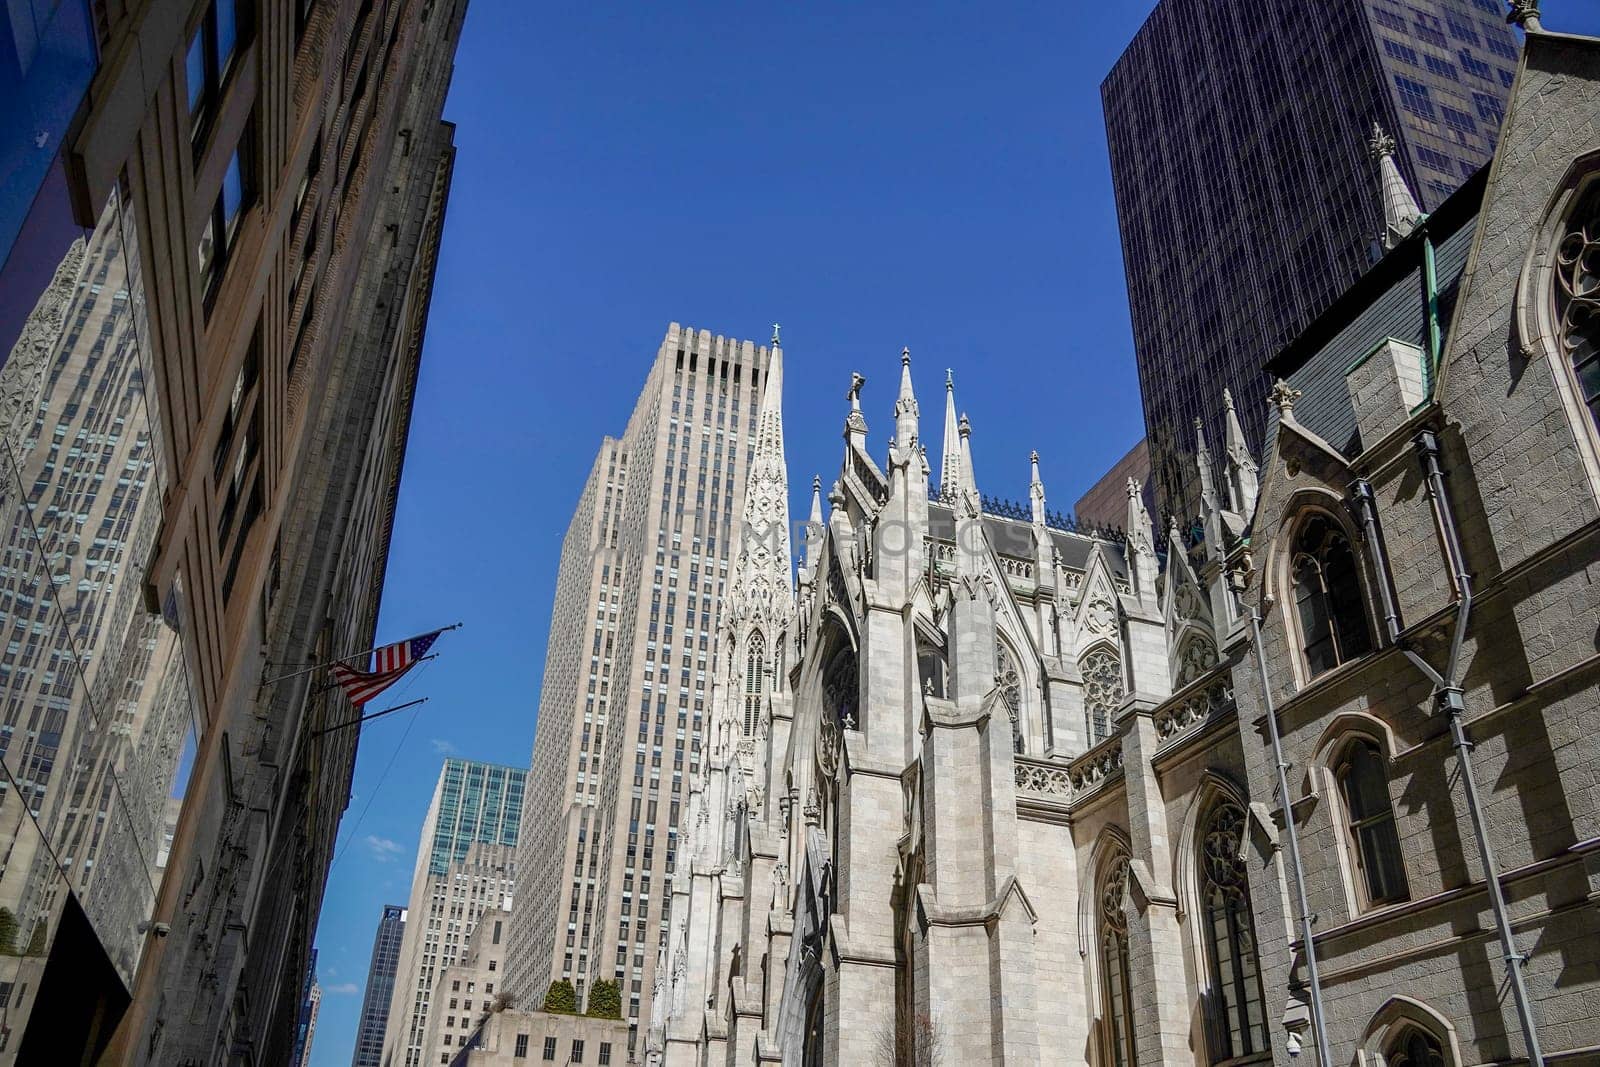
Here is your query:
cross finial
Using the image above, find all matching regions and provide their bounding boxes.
[1368,122,1397,161]
[1506,0,1541,32]
[1268,379,1303,417]
[771,323,782,347]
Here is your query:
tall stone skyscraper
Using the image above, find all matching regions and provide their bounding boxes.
[1102,0,1520,520]
[382,760,524,1067]
[0,0,466,1060]
[506,325,781,1056]
[352,904,406,1067]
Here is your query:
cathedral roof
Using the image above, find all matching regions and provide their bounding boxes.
[925,501,1129,579]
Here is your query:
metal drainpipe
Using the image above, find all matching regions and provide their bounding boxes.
[1245,604,1334,1067]
[1414,429,1545,1067]
[1349,480,1403,642]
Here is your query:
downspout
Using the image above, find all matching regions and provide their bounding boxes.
[1421,232,1442,397]
[1243,598,1333,1067]
[1413,429,1545,1067]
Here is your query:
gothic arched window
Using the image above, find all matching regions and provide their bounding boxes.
[823,645,858,731]
[996,639,1024,753]
[1082,646,1124,744]
[1099,856,1137,1067]
[1290,513,1372,678]
[1199,802,1267,1060]
[1556,180,1600,433]
[1387,1026,1447,1067]
[1337,739,1409,909]
[743,631,765,736]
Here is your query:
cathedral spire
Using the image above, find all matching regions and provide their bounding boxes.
[940,369,961,497]
[894,347,920,448]
[1127,477,1157,602]
[1195,417,1217,509]
[1370,122,1424,250]
[1196,417,1224,561]
[1029,450,1046,526]
[1222,388,1259,517]
[730,340,794,617]
[958,413,978,502]
[809,473,823,527]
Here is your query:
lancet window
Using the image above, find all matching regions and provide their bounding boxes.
[823,646,858,731]
[1100,855,1136,1067]
[996,639,1024,753]
[1082,646,1124,743]
[1337,739,1410,909]
[743,631,765,736]
[1199,802,1267,1060]
[1290,512,1372,678]
[1386,1027,1447,1067]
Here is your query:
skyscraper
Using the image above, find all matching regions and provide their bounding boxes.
[1102,0,1519,520]
[382,761,524,1067]
[0,0,466,1060]
[293,950,322,1067]
[505,325,780,1056]
[352,904,407,1067]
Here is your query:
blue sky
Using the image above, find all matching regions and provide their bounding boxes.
[305,3,1600,1061]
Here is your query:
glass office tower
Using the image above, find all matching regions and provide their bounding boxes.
[352,903,406,1067]
[1102,0,1519,520]
[382,760,524,1067]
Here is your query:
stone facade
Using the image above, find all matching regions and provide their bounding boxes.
[654,17,1600,1065]
[0,0,466,1060]
[421,907,512,1064]
[452,1007,631,1066]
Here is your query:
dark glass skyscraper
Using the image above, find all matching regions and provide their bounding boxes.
[352,904,406,1067]
[1103,0,1519,520]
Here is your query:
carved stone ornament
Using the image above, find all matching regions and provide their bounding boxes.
[1268,379,1303,417]
[1101,856,1131,935]
[817,714,839,779]
[1085,592,1116,636]
[1556,180,1600,403]
[2,237,85,449]
[1175,633,1218,687]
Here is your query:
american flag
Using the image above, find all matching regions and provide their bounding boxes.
[329,629,442,706]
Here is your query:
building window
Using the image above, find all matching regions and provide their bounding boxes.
[186,0,250,146]
[1387,1026,1448,1067]
[1337,740,1410,909]
[572,1039,585,1063]
[1199,802,1267,1060]
[543,1035,557,1060]
[1394,75,1436,119]
[1289,513,1372,678]
[996,639,1023,753]
[514,1034,528,1058]
[1556,180,1600,434]
[599,1043,612,1066]
[1081,645,1124,743]
[197,125,255,310]
[743,630,764,736]
[1099,856,1136,1067]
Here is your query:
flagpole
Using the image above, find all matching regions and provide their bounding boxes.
[313,697,429,738]
[261,623,461,686]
